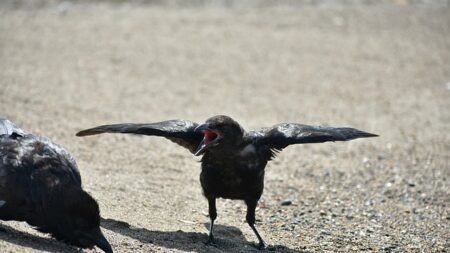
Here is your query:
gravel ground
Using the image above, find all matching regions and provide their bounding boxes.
[0,1,449,253]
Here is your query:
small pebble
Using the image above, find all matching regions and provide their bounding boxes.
[281,200,292,206]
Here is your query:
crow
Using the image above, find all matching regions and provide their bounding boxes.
[76,115,377,249]
[0,118,113,253]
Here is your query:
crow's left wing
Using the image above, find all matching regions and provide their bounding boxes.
[250,123,378,151]
[76,120,203,154]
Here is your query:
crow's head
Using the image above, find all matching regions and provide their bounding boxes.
[44,187,113,253]
[194,115,244,156]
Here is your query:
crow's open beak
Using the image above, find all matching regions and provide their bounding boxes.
[194,123,209,156]
[92,227,113,253]
[194,123,209,133]
[194,123,222,156]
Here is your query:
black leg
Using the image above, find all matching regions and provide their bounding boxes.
[245,199,266,250]
[205,197,217,246]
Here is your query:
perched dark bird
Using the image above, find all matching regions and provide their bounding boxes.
[76,115,377,249]
[0,118,113,253]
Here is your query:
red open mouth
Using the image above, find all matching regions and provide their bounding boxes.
[203,130,219,145]
[194,128,221,156]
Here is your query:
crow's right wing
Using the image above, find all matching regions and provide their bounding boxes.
[76,120,203,154]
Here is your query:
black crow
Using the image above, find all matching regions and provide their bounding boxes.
[0,118,113,253]
[76,115,377,249]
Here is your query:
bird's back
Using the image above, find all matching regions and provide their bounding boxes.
[0,133,81,222]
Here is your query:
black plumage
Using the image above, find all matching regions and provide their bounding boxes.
[77,115,377,248]
[0,118,113,253]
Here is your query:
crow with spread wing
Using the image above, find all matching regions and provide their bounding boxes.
[0,118,113,253]
[77,115,377,249]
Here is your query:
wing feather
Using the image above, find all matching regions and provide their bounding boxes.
[252,123,378,150]
[76,120,203,154]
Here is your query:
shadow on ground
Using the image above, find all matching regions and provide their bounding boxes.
[0,223,81,253]
[101,218,303,253]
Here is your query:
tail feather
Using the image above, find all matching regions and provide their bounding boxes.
[0,118,26,136]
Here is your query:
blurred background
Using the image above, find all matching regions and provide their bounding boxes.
[0,0,449,252]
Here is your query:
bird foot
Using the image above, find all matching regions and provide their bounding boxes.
[204,237,217,247]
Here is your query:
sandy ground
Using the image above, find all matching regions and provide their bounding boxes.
[0,1,449,252]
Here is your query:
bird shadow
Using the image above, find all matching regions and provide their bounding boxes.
[0,222,82,253]
[101,218,303,253]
